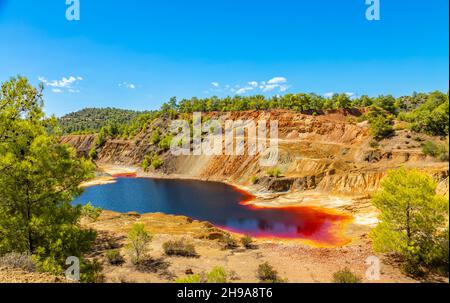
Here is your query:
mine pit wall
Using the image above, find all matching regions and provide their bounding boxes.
[60,110,450,198]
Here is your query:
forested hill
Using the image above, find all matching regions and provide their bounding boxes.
[58,108,149,134]
[58,92,449,140]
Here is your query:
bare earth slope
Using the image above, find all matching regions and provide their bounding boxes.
[60,110,449,283]
[62,109,449,197]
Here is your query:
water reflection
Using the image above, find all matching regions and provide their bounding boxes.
[74,178,350,245]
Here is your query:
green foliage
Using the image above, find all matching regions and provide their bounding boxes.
[241,235,253,249]
[57,107,152,135]
[370,167,449,275]
[399,91,449,136]
[176,267,228,283]
[59,92,448,144]
[81,203,102,221]
[332,268,362,283]
[206,266,228,283]
[0,77,97,278]
[158,135,173,151]
[80,259,105,283]
[250,176,258,185]
[142,155,151,172]
[369,140,380,148]
[366,107,394,140]
[162,239,197,257]
[88,147,98,160]
[373,95,397,114]
[422,141,449,162]
[256,262,285,283]
[106,249,125,266]
[127,223,152,265]
[151,155,164,170]
[149,128,162,145]
[142,154,164,171]
[267,167,282,178]
[221,235,239,250]
[175,274,203,283]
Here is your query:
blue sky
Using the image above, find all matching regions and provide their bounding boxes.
[0,0,448,116]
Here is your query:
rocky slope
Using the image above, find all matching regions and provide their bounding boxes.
[61,110,449,197]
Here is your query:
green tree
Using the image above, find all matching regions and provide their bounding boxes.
[366,107,394,140]
[370,168,449,273]
[0,77,97,278]
[127,223,152,264]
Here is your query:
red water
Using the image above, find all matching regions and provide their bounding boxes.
[78,177,352,247]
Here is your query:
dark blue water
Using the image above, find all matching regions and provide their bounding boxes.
[74,178,349,244]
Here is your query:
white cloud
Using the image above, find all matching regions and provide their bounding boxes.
[235,86,255,95]
[207,76,290,96]
[119,82,136,90]
[248,81,258,88]
[259,77,289,93]
[267,77,287,85]
[279,85,289,92]
[39,75,82,93]
[261,84,278,92]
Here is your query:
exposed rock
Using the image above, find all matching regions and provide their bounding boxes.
[61,110,449,197]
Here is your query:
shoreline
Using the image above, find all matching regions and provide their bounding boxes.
[80,163,366,248]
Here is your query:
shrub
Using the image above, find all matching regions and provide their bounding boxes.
[149,128,161,145]
[81,202,102,221]
[207,266,228,283]
[176,274,203,283]
[134,257,170,273]
[267,168,282,178]
[163,239,197,257]
[80,259,105,283]
[332,268,362,283]
[422,141,449,162]
[88,147,98,160]
[370,168,449,276]
[250,176,258,185]
[127,223,152,265]
[221,235,238,250]
[142,155,151,171]
[257,262,285,283]
[0,252,36,272]
[151,155,164,169]
[241,235,253,249]
[158,135,173,151]
[368,112,394,140]
[176,267,228,283]
[106,249,125,266]
[369,140,380,148]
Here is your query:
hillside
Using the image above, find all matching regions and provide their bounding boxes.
[59,108,449,283]
[58,108,150,134]
[61,109,449,197]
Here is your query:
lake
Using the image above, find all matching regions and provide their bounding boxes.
[73,177,351,246]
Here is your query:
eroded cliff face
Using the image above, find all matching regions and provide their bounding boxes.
[61,110,449,197]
